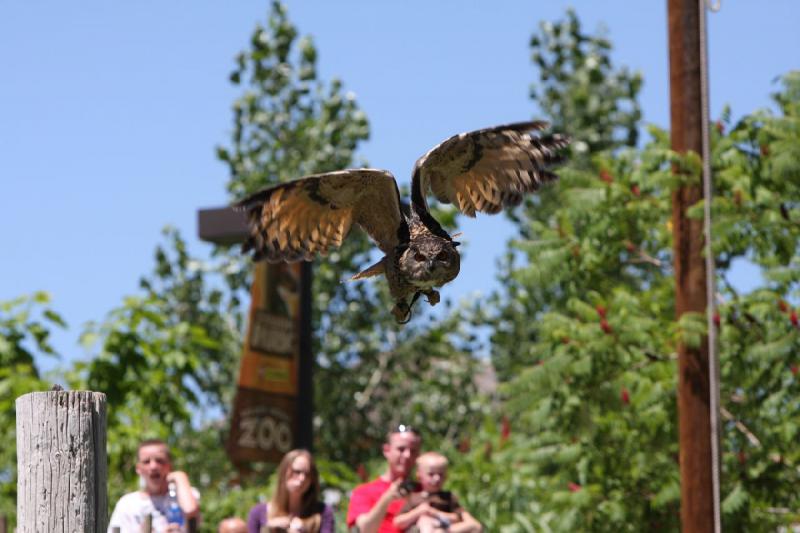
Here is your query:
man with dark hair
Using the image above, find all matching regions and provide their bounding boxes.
[108,439,200,532]
[346,425,422,533]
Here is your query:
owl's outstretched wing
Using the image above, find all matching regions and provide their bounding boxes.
[411,121,570,218]
[234,169,408,262]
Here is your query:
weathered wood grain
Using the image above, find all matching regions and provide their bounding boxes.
[16,391,107,532]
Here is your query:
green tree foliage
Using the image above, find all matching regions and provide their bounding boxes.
[460,138,683,531]
[51,3,487,529]
[709,71,800,529]
[214,0,487,470]
[68,227,243,510]
[6,5,798,532]
[444,10,800,531]
[529,9,642,159]
[0,293,64,524]
[218,1,369,200]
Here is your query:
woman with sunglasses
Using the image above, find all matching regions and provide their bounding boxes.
[247,449,334,533]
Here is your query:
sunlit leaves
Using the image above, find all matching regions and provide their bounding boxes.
[216,1,485,472]
[0,293,64,522]
[462,13,800,531]
[529,9,642,160]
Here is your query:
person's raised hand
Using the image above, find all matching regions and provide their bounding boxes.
[267,515,292,529]
[166,471,190,485]
[378,478,406,504]
[289,516,306,531]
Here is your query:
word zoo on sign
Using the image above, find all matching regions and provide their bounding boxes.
[236,408,292,453]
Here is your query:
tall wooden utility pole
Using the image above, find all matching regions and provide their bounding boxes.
[668,0,715,531]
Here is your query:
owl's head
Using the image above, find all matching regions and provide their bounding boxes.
[400,237,461,286]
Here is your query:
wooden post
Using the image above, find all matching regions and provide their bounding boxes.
[16,391,108,533]
[668,0,714,531]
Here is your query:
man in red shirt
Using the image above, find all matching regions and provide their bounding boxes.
[347,425,422,533]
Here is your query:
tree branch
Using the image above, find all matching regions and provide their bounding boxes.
[720,406,761,447]
[356,349,392,410]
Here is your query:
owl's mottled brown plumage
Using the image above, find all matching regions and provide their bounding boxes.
[234,121,570,322]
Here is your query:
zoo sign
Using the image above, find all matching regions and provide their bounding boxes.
[226,261,309,464]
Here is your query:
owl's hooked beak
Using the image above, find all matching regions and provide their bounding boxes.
[452,241,461,247]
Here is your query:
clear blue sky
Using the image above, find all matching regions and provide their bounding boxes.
[1,1,798,369]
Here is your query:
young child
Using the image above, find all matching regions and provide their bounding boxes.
[393,452,482,533]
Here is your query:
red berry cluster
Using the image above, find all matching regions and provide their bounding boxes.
[776,300,799,376]
[596,304,612,334]
[737,451,746,465]
[621,388,630,405]
[777,299,799,329]
[500,416,511,442]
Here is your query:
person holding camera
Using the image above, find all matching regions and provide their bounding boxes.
[393,452,482,533]
[346,425,422,533]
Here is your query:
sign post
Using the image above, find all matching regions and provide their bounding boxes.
[198,206,313,466]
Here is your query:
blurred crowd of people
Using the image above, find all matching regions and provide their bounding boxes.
[108,426,482,533]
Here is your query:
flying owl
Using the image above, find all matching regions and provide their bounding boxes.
[234,121,570,323]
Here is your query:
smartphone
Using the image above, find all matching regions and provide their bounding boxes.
[399,479,419,496]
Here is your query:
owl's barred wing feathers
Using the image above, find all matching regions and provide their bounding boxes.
[411,121,570,217]
[234,169,407,262]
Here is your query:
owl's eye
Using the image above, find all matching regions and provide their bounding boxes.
[435,251,449,261]
[414,253,426,262]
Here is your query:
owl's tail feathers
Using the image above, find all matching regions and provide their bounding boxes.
[350,257,386,281]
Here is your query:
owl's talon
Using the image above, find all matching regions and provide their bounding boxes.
[425,290,440,306]
[392,303,411,323]
[392,292,423,324]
